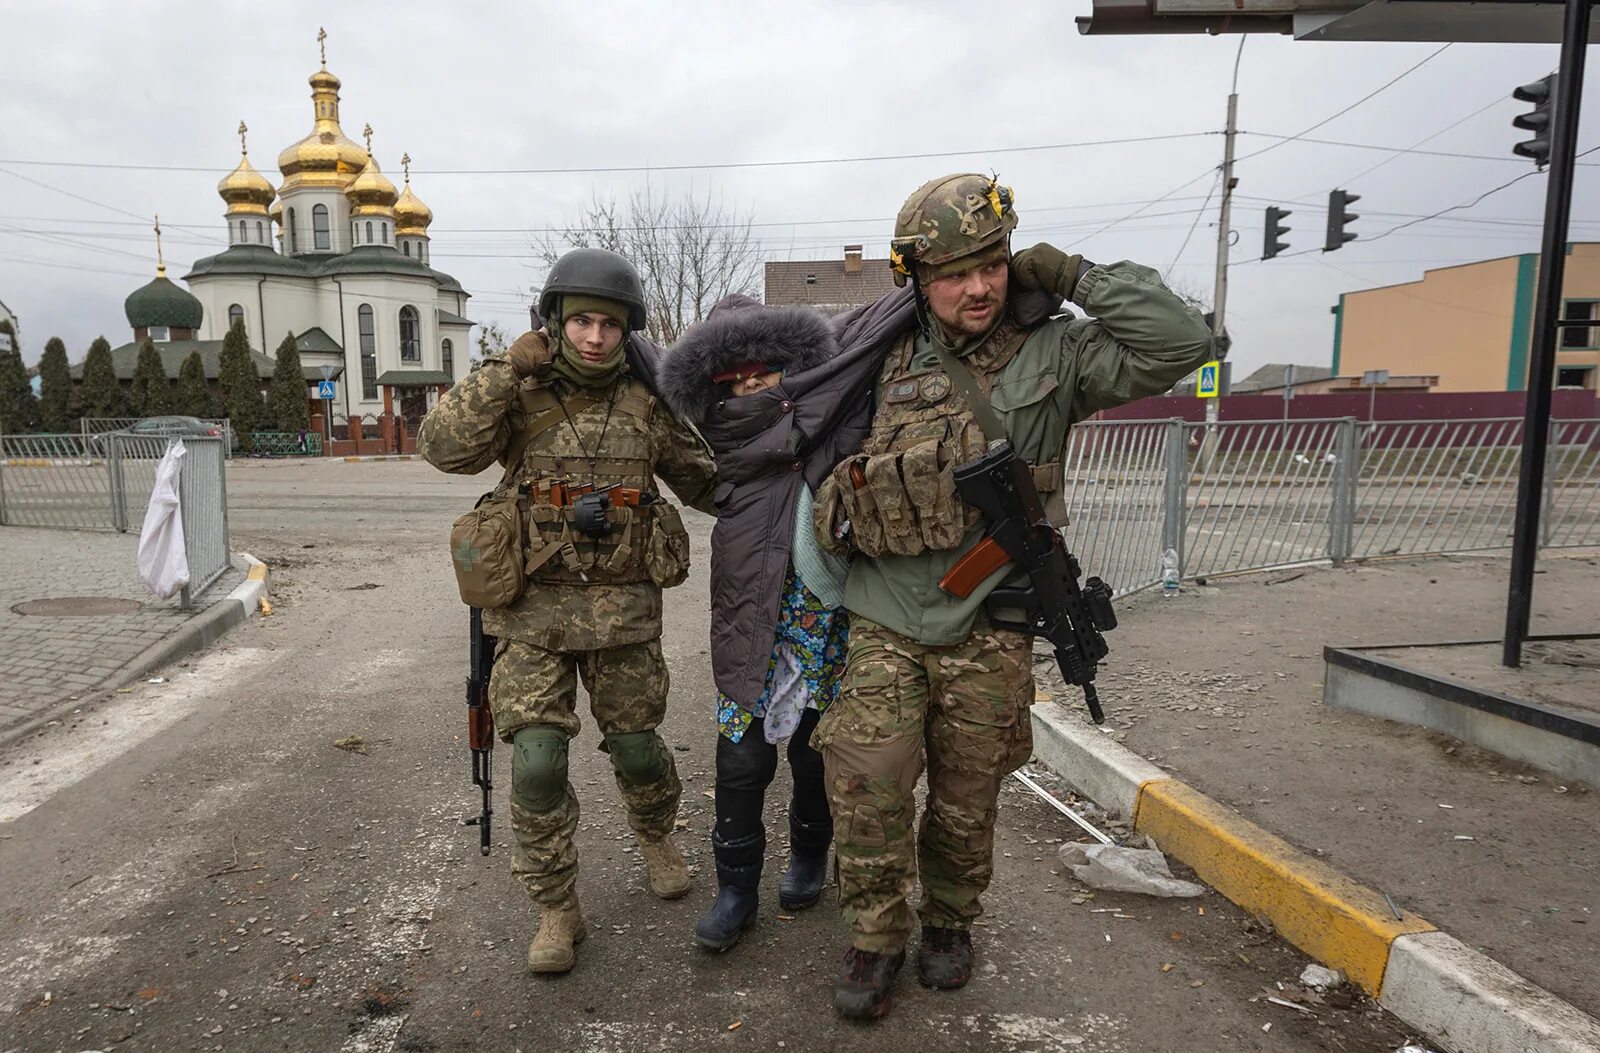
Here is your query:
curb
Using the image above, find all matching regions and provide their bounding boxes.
[0,554,270,751]
[1031,696,1600,1053]
[339,454,417,463]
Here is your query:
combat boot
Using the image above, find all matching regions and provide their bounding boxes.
[527,895,586,975]
[638,832,691,900]
[916,924,973,989]
[693,831,763,951]
[834,945,905,1020]
[778,812,831,911]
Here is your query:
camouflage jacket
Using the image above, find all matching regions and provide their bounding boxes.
[844,261,1215,645]
[419,354,718,651]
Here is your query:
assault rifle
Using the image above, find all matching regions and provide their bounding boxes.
[938,440,1117,724]
[464,606,496,854]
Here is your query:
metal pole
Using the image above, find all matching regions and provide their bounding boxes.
[1213,44,1242,338]
[1504,0,1591,668]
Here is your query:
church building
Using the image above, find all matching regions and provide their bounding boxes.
[181,33,472,424]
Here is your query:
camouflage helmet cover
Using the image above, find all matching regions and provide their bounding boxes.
[538,247,649,331]
[890,173,1018,287]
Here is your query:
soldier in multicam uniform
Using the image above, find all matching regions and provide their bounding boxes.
[812,173,1215,1018]
[419,248,718,975]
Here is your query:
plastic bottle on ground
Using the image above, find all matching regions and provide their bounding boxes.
[1161,548,1180,597]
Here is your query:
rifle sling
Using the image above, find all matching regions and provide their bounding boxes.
[928,342,1008,445]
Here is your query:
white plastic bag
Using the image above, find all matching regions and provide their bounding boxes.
[138,439,190,599]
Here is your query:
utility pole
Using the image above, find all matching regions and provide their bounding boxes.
[1203,38,1244,471]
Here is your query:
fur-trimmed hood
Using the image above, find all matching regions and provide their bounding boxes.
[659,294,839,425]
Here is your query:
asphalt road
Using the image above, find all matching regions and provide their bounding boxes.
[0,460,1414,1053]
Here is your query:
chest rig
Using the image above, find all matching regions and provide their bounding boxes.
[509,376,659,585]
[822,319,1060,558]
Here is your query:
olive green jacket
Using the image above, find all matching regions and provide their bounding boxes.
[844,261,1214,645]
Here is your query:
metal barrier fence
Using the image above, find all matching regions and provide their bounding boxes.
[0,433,231,607]
[1060,417,1600,597]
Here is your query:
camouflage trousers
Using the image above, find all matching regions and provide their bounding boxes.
[814,616,1034,954]
[490,637,681,906]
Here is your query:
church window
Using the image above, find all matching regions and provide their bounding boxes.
[288,208,298,252]
[442,339,454,378]
[359,304,377,399]
[255,220,264,242]
[399,306,421,362]
[381,223,389,245]
[148,325,170,342]
[365,220,373,244]
[402,242,411,257]
[238,219,247,243]
[228,304,244,329]
[313,204,331,250]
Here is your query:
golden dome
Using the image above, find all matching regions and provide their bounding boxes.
[277,62,367,192]
[347,150,398,218]
[218,122,275,215]
[393,153,433,237]
[269,199,284,225]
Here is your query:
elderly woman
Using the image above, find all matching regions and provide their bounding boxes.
[660,292,911,951]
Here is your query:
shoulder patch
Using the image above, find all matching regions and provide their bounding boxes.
[884,379,922,404]
[919,372,952,404]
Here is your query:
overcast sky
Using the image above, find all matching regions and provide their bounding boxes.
[2,1,1596,382]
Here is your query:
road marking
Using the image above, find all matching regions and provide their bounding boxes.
[0,646,269,823]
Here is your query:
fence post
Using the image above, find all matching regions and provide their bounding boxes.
[1329,418,1358,564]
[1541,422,1559,548]
[1161,418,1188,575]
[108,434,128,533]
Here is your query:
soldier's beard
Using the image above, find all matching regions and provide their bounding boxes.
[935,291,1005,342]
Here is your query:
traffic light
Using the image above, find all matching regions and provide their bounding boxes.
[1324,189,1359,253]
[1263,206,1292,259]
[1512,74,1556,166]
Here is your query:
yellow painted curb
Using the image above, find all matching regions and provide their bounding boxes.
[1134,780,1435,995]
[344,456,362,463]
[246,562,268,583]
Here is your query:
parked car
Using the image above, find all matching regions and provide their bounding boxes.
[87,416,230,456]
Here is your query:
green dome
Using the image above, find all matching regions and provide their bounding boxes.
[124,272,203,330]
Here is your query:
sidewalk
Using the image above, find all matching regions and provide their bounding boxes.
[0,528,248,744]
[1035,550,1600,1020]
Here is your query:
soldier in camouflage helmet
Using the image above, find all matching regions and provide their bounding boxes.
[419,247,718,976]
[812,174,1215,1018]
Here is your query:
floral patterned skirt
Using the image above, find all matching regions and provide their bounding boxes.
[716,565,849,744]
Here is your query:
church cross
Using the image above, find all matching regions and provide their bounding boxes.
[153,214,165,275]
[237,120,249,155]
[401,152,411,184]
[318,27,327,68]
[363,123,373,154]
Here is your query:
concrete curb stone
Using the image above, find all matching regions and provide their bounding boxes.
[0,554,269,752]
[1031,695,1600,1053]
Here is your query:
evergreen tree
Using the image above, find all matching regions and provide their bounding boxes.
[269,331,309,434]
[176,351,213,419]
[38,337,73,432]
[0,321,41,433]
[80,336,125,419]
[129,339,173,417]
[218,317,262,450]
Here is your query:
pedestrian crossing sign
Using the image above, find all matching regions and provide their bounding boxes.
[317,380,337,400]
[1196,361,1221,399]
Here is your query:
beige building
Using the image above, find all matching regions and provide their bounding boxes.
[1332,243,1600,394]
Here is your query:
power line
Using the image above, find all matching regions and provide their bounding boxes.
[1233,43,1453,165]
[1164,171,1220,280]
[0,132,1220,177]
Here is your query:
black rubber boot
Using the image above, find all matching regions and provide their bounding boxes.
[778,814,831,911]
[834,945,906,1021]
[916,924,974,989]
[693,831,763,952]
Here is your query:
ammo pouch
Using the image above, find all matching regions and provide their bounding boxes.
[450,487,527,608]
[643,502,692,588]
[826,441,975,560]
[526,500,646,585]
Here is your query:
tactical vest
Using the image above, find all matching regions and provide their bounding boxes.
[822,319,1060,558]
[508,376,673,587]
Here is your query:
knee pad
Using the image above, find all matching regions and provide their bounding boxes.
[605,730,670,786]
[511,726,570,813]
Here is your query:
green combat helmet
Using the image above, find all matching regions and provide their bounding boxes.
[538,247,649,331]
[889,173,1018,287]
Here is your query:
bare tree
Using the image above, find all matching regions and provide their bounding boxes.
[533,187,761,344]
[474,321,509,368]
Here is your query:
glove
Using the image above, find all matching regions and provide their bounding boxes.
[572,489,616,538]
[1011,244,1087,300]
[506,328,552,377]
